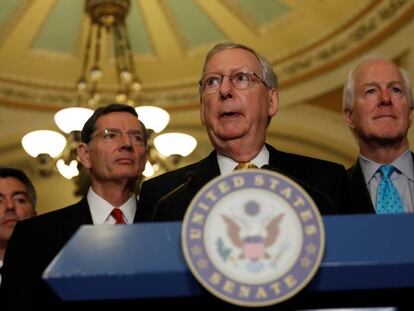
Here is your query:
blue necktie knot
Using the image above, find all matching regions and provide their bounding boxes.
[379,164,394,178]
[376,164,404,214]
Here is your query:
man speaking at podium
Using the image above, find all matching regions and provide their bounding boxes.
[138,42,351,221]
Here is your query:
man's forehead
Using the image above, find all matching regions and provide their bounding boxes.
[0,177,28,194]
[357,61,402,80]
[205,48,260,72]
[96,112,139,128]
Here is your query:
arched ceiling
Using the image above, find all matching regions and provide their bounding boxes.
[0,0,413,213]
[0,0,412,109]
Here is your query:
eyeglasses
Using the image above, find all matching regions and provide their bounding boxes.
[91,128,146,146]
[199,68,268,94]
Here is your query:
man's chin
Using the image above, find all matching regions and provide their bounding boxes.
[368,134,406,146]
[217,128,246,141]
[111,170,140,180]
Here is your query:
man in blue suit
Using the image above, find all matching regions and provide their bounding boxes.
[138,42,351,221]
[1,103,148,309]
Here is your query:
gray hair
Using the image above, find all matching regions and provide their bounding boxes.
[343,56,413,111]
[200,42,278,94]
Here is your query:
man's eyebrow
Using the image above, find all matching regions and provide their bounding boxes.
[388,80,403,86]
[0,191,28,198]
[11,191,29,197]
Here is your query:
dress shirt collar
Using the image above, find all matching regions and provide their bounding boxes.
[217,145,269,175]
[86,187,136,225]
[359,149,413,183]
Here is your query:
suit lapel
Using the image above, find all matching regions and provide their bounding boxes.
[194,150,221,190]
[348,161,375,213]
[62,197,94,239]
[133,199,141,223]
[267,144,299,176]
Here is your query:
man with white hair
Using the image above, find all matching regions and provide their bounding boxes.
[343,56,414,214]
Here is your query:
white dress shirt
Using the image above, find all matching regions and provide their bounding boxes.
[217,145,269,175]
[86,188,137,224]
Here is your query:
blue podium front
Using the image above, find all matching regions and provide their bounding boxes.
[43,214,414,306]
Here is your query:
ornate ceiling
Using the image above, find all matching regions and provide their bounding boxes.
[0,0,413,213]
[0,0,412,108]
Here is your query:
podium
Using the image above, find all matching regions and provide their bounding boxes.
[43,214,414,308]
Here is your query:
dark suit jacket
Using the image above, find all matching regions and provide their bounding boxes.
[347,160,376,214]
[137,144,352,221]
[0,196,140,310]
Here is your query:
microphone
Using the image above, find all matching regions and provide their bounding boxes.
[261,164,338,214]
[152,171,196,221]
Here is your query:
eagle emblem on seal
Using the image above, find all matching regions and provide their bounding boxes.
[220,200,285,264]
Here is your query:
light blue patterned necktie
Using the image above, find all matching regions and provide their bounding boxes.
[375,165,404,214]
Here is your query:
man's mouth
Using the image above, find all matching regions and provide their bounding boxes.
[2,218,17,225]
[116,158,134,164]
[374,114,396,119]
[220,111,241,118]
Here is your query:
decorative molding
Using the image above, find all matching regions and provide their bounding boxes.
[157,0,187,52]
[277,0,414,86]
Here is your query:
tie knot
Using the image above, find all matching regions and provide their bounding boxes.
[379,165,395,178]
[111,208,126,224]
[234,162,258,170]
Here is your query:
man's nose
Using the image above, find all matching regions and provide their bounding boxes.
[120,133,133,150]
[379,89,391,105]
[219,76,234,98]
[4,198,16,212]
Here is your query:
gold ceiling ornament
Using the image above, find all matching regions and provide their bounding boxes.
[21,0,197,193]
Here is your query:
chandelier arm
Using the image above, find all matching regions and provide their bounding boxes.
[113,24,126,97]
[93,24,102,71]
[121,20,138,81]
[81,18,93,81]
[113,24,124,75]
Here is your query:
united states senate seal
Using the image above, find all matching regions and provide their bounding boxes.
[182,169,325,307]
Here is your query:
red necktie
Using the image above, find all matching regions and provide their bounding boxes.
[111,208,126,224]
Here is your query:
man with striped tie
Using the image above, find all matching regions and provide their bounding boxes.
[343,56,414,214]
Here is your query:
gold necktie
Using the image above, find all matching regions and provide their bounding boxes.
[234,162,258,170]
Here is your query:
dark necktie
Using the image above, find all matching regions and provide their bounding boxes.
[234,162,258,170]
[375,165,404,214]
[111,208,126,224]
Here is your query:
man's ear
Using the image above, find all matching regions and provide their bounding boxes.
[268,88,278,117]
[77,142,92,169]
[343,108,355,129]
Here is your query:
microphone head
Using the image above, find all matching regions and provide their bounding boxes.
[184,171,196,187]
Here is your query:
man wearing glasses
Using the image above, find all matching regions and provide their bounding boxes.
[138,42,351,221]
[1,103,148,309]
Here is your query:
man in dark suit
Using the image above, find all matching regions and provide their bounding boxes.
[1,103,148,309]
[343,57,414,214]
[0,167,37,284]
[137,42,351,221]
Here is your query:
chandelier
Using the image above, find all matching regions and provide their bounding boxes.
[21,0,197,184]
